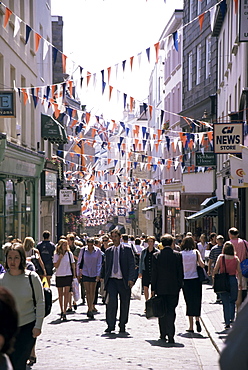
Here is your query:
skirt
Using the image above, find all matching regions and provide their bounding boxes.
[142,270,152,287]
[183,278,202,317]
[82,276,97,283]
[56,275,73,288]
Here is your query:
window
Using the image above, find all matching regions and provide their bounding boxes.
[188,52,193,91]
[197,0,202,15]
[206,35,211,79]
[189,0,194,21]
[196,44,201,85]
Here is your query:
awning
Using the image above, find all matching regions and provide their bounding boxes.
[201,196,217,207]
[185,201,224,221]
[115,225,126,234]
[41,114,67,144]
[142,205,157,212]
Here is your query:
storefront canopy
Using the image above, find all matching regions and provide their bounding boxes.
[41,114,67,144]
[142,205,157,212]
[185,201,224,221]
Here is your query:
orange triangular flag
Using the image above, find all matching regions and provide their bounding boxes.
[87,72,91,86]
[21,89,28,105]
[51,84,56,98]
[149,105,153,119]
[34,33,42,53]
[130,56,134,71]
[234,0,238,14]
[53,103,60,119]
[130,97,134,112]
[68,80,73,97]
[154,42,160,64]
[85,112,91,124]
[207,131,213,142]
[109,85,113,101]
[107,67,111,83]
[198,13,204,31]
[62,54,67,73]
[3,8,12,28]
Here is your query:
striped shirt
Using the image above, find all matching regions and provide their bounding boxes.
[209,245,223,266]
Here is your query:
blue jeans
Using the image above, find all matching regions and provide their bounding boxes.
[220,275,238,326]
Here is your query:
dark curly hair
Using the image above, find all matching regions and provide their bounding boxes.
[0,287,18,354]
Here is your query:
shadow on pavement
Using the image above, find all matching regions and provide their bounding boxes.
[178,332,208,339]
[146,339,184,348]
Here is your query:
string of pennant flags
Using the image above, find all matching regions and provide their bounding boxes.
[0,0,228,128]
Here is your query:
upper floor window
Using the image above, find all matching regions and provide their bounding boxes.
[197,0,202,15]
[196,44,201,85]
[205,35,211,79]
[188,51,193,91]
[189,0,194,21]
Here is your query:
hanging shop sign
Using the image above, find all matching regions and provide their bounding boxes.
[195,152,216,166]
[0,91,15,117]
[239,0,248,42]
[213,123,243,154]
[59,189,73,205]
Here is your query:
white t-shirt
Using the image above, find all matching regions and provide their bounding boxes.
[53,251,74,277]
[181,250,198,279]
[197,242,208,260]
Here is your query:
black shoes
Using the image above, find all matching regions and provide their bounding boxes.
[73,304,77,310]
[104,327,115,333]
[196,321,202,333]
[168,336,175,344]
[87,311,94,319]
[119,326,126,333]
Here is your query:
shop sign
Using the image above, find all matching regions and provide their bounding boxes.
[213,123,243,154]
[195,152,216,166]
[0,91,15,117]
[164,192,180,207]
[59,189,73,205]
[239,0,248,42]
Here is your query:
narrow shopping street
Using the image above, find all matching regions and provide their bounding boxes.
[34,282,223,369]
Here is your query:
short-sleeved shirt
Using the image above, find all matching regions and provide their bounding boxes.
[53,251,74,277]
[37,240,55,266]
[209,245,223,266]
[229,238,248,263]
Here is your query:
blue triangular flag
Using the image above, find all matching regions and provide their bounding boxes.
[25,25,32,45]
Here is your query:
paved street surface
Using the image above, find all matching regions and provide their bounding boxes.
[32,281,226,370]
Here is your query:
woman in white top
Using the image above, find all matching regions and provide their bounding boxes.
[197,234,208,261]
[181,236,205,333]
[53,239,76,321]
[23,236,46,277]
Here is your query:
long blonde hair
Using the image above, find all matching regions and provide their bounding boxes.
[56,238,70,255]
[23,237,35,252]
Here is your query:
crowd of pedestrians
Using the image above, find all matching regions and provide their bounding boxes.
[0,226,248,368]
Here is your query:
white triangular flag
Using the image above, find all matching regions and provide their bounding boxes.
[14,15,21,38]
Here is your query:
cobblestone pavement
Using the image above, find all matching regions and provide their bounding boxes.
[28,280,228,370]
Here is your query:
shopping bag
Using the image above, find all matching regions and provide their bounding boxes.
[131,278,141,300]
[72,278,80,302]
[213,273,230,293]
[145,296,165,319]
[42,276,49,288]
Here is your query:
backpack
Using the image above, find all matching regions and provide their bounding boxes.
[28,272,52,317]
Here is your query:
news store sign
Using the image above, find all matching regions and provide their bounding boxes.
[213,123,243,154]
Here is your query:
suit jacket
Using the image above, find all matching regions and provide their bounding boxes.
[103,244,136,290]
[151,247,183,295]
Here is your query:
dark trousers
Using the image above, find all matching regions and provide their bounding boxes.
[158,294,179,339]
[106,278,131,329]
[10,321,36,370]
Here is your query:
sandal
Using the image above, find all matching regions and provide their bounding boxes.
[27,356,37,366]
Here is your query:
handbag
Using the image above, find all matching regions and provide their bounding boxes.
[145,296,165,319]
[29,272,52,317]
[72,277,80,302]
[240,241,248,278]
[31,250,44,276]
[213,256,230,293]
[196,253,209,283]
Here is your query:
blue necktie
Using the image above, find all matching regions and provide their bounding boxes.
[113,247,118,274]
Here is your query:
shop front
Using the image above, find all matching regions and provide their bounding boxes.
[0,133,45,257]
[164,191,181,236]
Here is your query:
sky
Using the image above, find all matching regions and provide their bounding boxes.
[51,0,183,119]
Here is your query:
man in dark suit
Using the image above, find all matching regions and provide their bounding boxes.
[102,229,136,333]
[151,234,183,343]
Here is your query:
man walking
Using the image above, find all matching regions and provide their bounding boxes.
[37,230,55,287]
[151,233,184,343]
[102,229,136,333]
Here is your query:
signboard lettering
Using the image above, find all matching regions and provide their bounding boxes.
[213,123,243,153]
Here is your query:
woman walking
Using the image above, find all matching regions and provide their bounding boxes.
[0,243,45,370]
[213,241,242,329]
[181,236,205,333]
[53,238,76,321]
[23,236,46,277]
[139,236,158,302]
[77,238,103,319]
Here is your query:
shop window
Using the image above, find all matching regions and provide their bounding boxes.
[5,180,14,240]
[0,180,5,256]
[26,180,34,237]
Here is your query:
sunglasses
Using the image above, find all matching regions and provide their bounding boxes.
[103,239,108,242]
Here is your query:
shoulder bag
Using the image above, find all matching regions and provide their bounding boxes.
[196,252,209,284]
[68,252,80,302]
[213,256,230,293]
[240,240,248,278]
[29,272,52,317]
